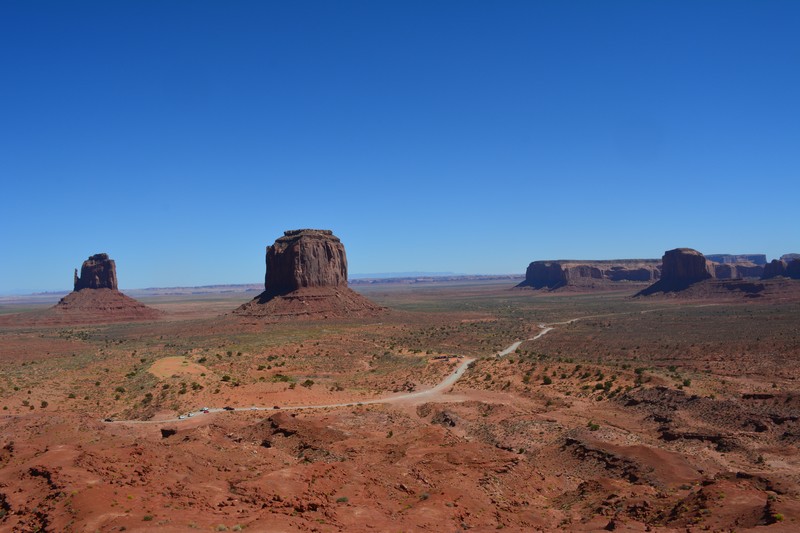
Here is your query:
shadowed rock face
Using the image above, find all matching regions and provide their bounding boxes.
[763,259,800,280]
[713,263,764,279]
[660,248,714,285]
[706,254,767,266]
[234,229,383,320]
[763,260,787,279]
[265,229,347,296]
[519,260,660,290]
[74,253,118,291]
[636,248,715,296]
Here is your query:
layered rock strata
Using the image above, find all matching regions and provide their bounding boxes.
[74,253,118,290]
[264,229,348,296]
[636,248,715,296]
[712,262,764,279]
[234,229,383,320]
[762,259,800,280]
[706,254,767,266]
[518,260,661,290]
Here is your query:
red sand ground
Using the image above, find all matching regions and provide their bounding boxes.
[1,280,799,531]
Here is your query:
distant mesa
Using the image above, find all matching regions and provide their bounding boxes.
[0,253,161,326]
[762,258,800,280]
[517,259,661,290]
[706,254,767,266]
[233,229,383,320]
[636,248,800,298]
[636,248,715,296]
[781,253,800,262]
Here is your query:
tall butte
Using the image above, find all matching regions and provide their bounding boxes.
[49,253,161,323]
[234,229,383,320]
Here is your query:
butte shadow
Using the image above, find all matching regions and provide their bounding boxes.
[232,229,384,321]
[0,253,162,326]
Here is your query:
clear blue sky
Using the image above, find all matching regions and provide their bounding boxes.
[1,1,798,293]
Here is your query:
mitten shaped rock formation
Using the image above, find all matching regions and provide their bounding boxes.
[74,253,118,291]
[518,260,660,290]
[234,229,383,321]
[0,253,161,325]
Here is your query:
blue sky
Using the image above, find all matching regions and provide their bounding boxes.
[1,1,798,292]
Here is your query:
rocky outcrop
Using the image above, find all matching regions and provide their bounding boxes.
[234,229,383,320]
[636,248,714,296]
[780,253,800,262]
[763,259,800,280]
[789,260,800,279]
[0,253,161,325]
[264,229,347,296]
[706,254,767,266]
[712,262,764,279]
[762,260,788,279]
[74,253,118,291]
[518,260,660,290]
[661,248,714,284]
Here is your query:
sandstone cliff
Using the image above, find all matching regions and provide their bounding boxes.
[265,229,348,295]
[763,259,800,280]
[234,229,383,320]
[712,262,764,279]
[518,260,660,290]
[636,248,714,296]
[706,254,767,266]
[74,253,118,291]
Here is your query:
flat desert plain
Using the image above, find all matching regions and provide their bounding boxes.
[1,279,800,532]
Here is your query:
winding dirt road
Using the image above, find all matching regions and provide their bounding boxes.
[106,306,697,425]
[107,323,559,425]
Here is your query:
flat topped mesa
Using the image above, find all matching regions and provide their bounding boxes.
[234,229,383,320]
[74,253,118,291]
[265,228,347,296]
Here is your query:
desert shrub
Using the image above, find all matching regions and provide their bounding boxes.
[301,379,314,388]
[542,376,553,385]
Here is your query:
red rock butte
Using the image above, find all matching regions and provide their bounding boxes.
[0,253,161,326]
[234,229,383,320]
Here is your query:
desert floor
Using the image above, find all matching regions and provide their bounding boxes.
[1,279,800,532]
